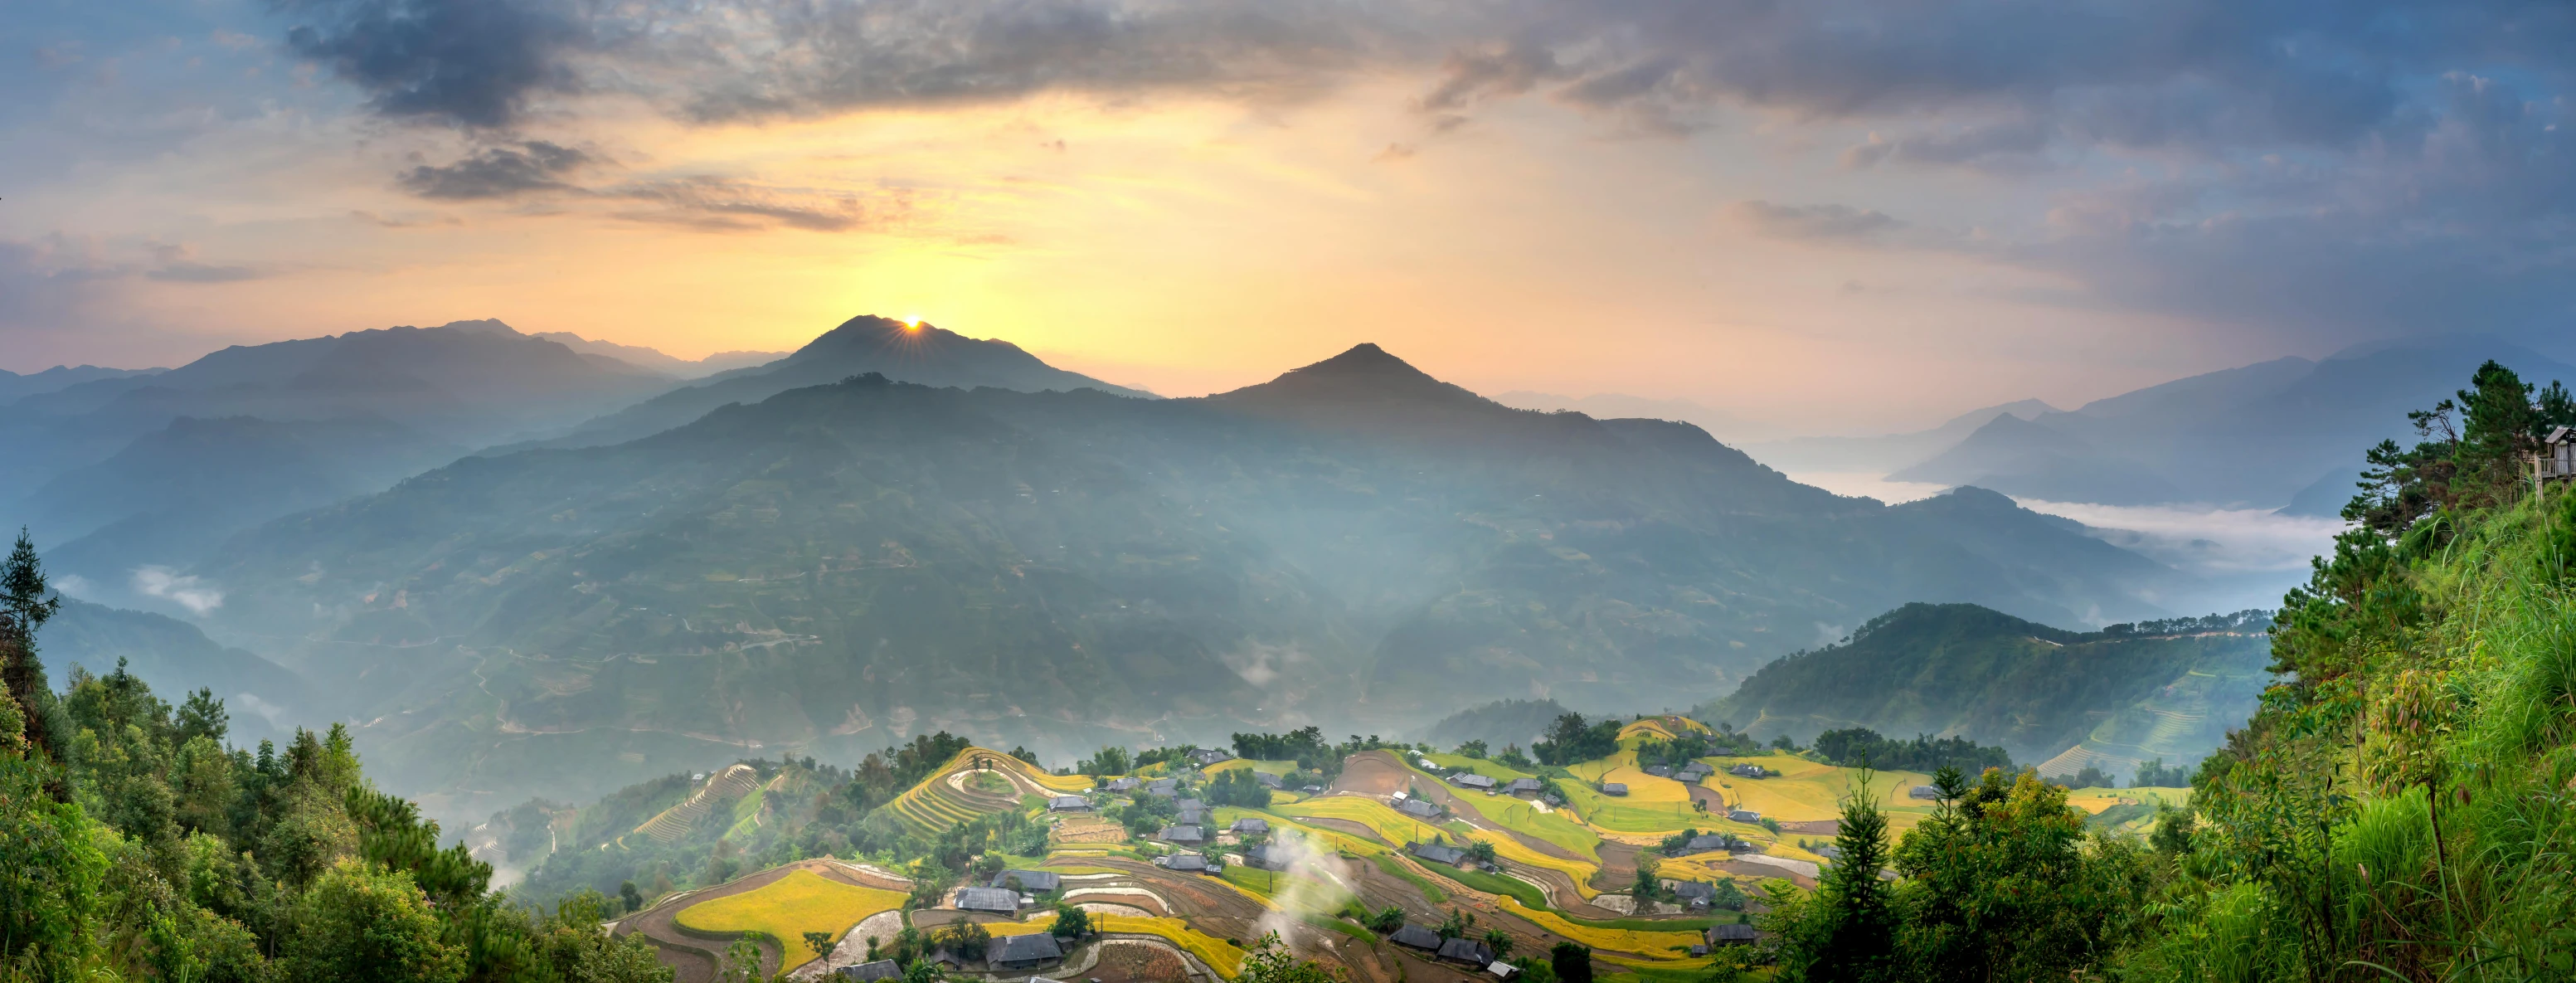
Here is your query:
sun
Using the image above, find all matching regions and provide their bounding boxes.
[902,314,923,331]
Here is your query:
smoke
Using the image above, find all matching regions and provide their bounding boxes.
[1245,830,1358,951]
[131,566,224,614]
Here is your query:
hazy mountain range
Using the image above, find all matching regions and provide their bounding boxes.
[22,314,2534,821]
[135,338,2185,816]
[1745,336,2576,510]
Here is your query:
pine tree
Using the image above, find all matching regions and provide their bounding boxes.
[0,528,61,760]
[1802,762,1899,983]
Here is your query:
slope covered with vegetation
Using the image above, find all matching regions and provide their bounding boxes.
[1752,360,2576,981]
[1700,601,2272,776]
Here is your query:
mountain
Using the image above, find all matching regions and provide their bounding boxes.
[1699,602,2272,776]
[1492,392,1782,444]
[185,345,2189,814]
[1742,398,2058,477]
[0,322,677,582]
[39,598,313,746]
[1880,338,2576,508]
[518,315,1155,451]
[0,364,163,404]
[1422,698,1576,752]
[513,328,785,378]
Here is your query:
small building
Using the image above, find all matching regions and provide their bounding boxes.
[1106,776,1141,791]
[954,887,1020,914]
[1505,778,1544,795]
[1158,853,1222,873]
[1690,945,1709,957]
[1599,782,1628,796]
[1388,925,1443,951]
[1145,778,1179,797]
[1048,795,1091,811]
[838,961,901,982]
[1672,881,1716,909]
[1177,797,1206,811]
[1707,924,1758,947]
[1245,844,1293,871]
[1487,961,1520,980]
[1177,806,1210,826]
[2546,426,2576,480]
[1644,765,1673,778]
[1231,817,1271,835]
[1417,757,1441,771]
[989,932,1064,970]
[1729,764,1767,779]
[1451,773,1497,791]
[1678,833,1740,855]
[1909,785,1942,800]
[1411,841,1467,866]
[1159,825,1208,845]
[1437,938,1496,966]
[1252,771,1282,789]
[992,870,1062,893]
[1677,763,1713,781]
[1397,798,1443,819]
[1190,748,1236,766]
[1728,809,1761,824]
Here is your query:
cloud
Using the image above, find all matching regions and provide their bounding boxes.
[397,140,591,199]
[282,0,587,129]
[1730,200,1905,241]
[132,565,224,615]
[605,177,916,233]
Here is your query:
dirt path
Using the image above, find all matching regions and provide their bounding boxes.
[615,859,910,983]
[1329,752,1413,796]
[1591,841,1642,893]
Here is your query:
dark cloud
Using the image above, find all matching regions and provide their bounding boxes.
[1731,201,1905,241]
[396,140,591,199]
[607,178,913,233]
[282,0,587,128]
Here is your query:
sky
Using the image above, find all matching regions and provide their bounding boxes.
[7,0,2576,434]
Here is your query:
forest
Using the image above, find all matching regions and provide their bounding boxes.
[1753,361,2576,981]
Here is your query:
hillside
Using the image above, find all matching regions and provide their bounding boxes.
[188,346,2191,815]
[1886,337,2576,508]
[37,599,312,745]
[1699,602,2272,776]
[520,314,1154,450]
[1422,698,1576,752]
[1,321,676,592]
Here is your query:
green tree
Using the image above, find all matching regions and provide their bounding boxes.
[1549,942,1593,983]
[1772,764,1898,983]
[805,930,835,959]
[284,861,466,983]
[1237,932,1343,982]
[1,528,61,759]
[1482,927,1514,957]
[1050,901,1091,939]
[715,935,763,983]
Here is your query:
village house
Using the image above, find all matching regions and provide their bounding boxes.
[1707,924,1758,947]
[1231,817,1270,835]
[1189,747,1236,766]
[1176,805,1209,826]
[1158,853,1222,874]
[1644,765,1673,778]
[837,960,901,981]
[1728,809,1761,824]
[991,870,1062,893]
[1159,824,1208,845]
[1676,833,1742,855]
[1729,764,1767,779]
[1144,778,1179,796]
[1677,763,1713,782]
[1252,771,1283,789]
[1410,841,1468,866]
[1106,776,1141,791]
[988,932,1064,971]
[1047,795,1090,811]
[1451,773,1497,791]
[2545,426,2576,480]
[953,887,1020,914]
[1672,880,1717,909]
[1506,777,1545,795]
[1245,843,1293,870]
[1397,798,1443,819]
[1388,925,1443,952]
[1599,782,1629,796]
[1437,937,1497,966]
[1488,961,1520,980]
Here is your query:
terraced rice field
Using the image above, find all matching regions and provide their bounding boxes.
[634,764,764,844]
[671,869,905,973]
[882,747,1078,834]
[1275,796,1451,847]
[1495,897,1708,958]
